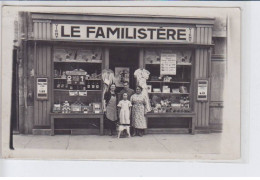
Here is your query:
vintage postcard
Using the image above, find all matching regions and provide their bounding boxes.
[1,5,241,160]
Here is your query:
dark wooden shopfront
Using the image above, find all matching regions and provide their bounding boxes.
[16,12,221,135]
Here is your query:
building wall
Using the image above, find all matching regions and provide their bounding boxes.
[209,17,227,132]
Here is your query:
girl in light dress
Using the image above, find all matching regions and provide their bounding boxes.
[117,93,132,125]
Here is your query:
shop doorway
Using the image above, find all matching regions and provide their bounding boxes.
[109,47,139,92]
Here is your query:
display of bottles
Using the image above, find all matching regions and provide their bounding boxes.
[69,85,74,90]
[66,84,89,90]
[60,81,65,89]
[55,79,69,89]
[95,81,100,90]
[54,73,101,91]
[79,85,85,90]
[91,81,95,90]
[84,80,101,90]
[56,80,61,89]
[86,80,91,90]
[65,83,68,89]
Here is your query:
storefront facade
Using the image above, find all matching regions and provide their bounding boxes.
[16,12,222,135]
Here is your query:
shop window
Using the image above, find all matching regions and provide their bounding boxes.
[144,48,193,114]
[52,47,103,114]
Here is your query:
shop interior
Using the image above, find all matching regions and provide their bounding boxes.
[109,47,139,91]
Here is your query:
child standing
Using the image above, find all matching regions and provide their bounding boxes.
[117,93,132,137]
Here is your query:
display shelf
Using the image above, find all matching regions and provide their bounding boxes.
[145,62,160,65]
[53,60,102,64]
[51,48,104,136]
[54,89,102,92]
[177,63,192,66]
[145,62,192,66]
[86,79,102,81]
[148,92,189,95]
[50,112,103,115]
[54,78,102,80]
[50,113,104,135]
[147,81,191,84]
[54,78,67,80]
[145,112,196,134]
[146,112,195,115]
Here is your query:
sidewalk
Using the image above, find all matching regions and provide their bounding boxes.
[13,133,222,158]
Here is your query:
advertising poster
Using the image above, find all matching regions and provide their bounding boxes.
[115,67,130,87]
[36,78,48,100]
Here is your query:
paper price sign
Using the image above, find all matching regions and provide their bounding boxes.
[160,53,177,75]
[37,78,48,100]
[197,79,208,101]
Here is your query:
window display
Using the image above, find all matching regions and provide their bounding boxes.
[52,47,103,114]
[144,48,193,113]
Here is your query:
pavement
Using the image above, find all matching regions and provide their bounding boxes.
[12,133,225,160]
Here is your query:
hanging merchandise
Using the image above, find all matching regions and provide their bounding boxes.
[102,69,115,102]
[176,50,192,64]
[102,68,115,95]
[54,49,69,62]
[102,69,115,86]
[144,49,160,64]
[134,68,151,112]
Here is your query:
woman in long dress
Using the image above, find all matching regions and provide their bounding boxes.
[130,85,147,137]
[103,83,118,135]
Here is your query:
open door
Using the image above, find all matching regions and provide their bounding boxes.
[109,47,139,92]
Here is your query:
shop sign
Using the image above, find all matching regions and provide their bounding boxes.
[197,79,209,101]
[160,53,177,75]
[36,77,48,100]
[52,24,194,43]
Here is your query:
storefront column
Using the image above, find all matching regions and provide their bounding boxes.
[194,25,213,129]
[33,44,52,128]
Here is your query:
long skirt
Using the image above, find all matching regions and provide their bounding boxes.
[132,104,147,129]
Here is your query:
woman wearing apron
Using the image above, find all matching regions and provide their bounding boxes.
[103,83,118,136]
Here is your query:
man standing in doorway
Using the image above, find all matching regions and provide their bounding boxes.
[118,81,135,101]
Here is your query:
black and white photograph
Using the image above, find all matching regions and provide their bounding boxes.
[1,5,241,161]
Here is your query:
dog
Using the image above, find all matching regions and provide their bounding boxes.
[117,124,131,138]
